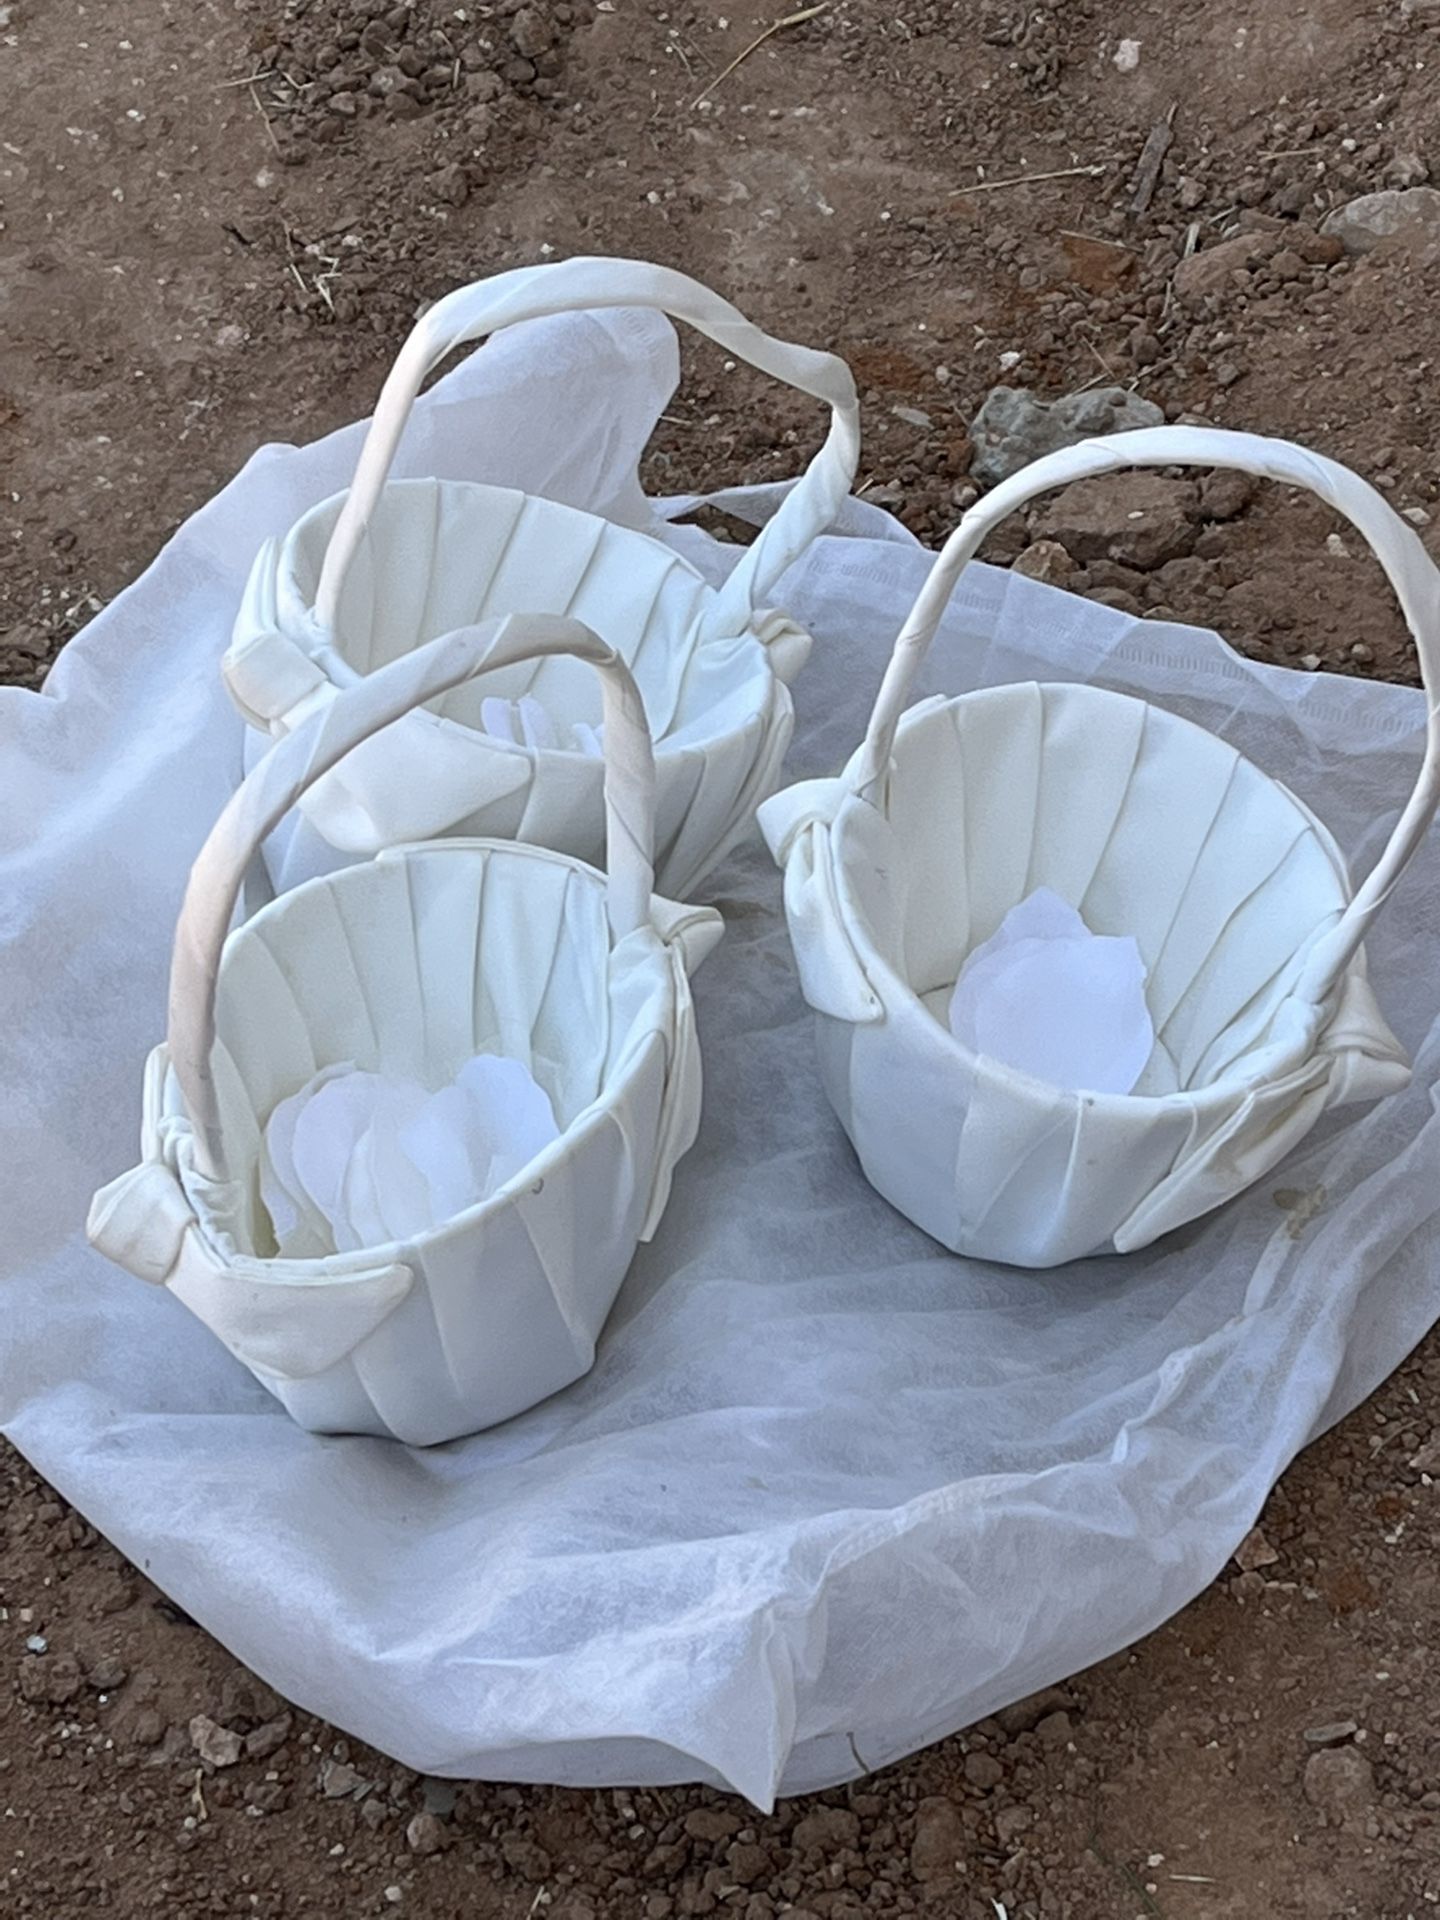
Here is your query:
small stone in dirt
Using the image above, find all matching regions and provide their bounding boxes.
[24,1634,47,1654]
[996,1686,1078,1737]
[1199,470,1253,522]
[1322,187,1440,262]
[1234,1526,1280,1572]
[1035,474,1197,571]
[511,6,555,58]
[501,1837,553,1882]
[130,1708,164,1748]
[1011,540,1075,585]
[190,1715,244,1769]
[684,1806,741,1844]
[964,1751,1004,1791]
[361,1797,390,1831]
[1173,232,1270,303]
[970,386,1162,487]
[21,1653,83,1705]
[1303,1746,1375,1826]
[84,1653,128,1692]
[791,1805,860,1851]
[725,1842,771,1886]
[910,1796,966,1883]
[1035,1709,1073,1747]
[320,1758,369,1799]
[384,1889,403,1907]
[421,1776,459,1819]
[244,1713,293,1760]
[406,1811,447,1856]
[892,404,932,430]
[1304,1720,1359,1748]
[220,1669,285,1727]
[432,163,469,207]
[1409,1436,1440,1474]
[994,1803,1035,1848]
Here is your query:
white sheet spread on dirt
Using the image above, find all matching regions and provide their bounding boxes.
[2,305,1437,1808]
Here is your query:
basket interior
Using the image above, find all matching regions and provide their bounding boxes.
[202,843,641,1257]
[283,481,769,751]
[845,684,1354,1098]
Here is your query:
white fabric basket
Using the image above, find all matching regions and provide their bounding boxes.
[760,427,1440,1268]
[87,615,722,1444]
[224,256,860,901]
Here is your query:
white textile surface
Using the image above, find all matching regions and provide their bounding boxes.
[3,306,1438,1808]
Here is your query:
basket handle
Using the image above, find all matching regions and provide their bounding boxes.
[170,613,656,1182]
[851,425,1440,1005]
[314,255,860,646]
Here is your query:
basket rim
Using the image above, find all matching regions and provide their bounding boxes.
[827,679,1359,1116]
[176,837,676,1274]
[271,477,806,753]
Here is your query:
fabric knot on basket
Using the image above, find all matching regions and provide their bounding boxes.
[89,614,722,1444]
[223,256,860,902]
[760,426,1440,1269]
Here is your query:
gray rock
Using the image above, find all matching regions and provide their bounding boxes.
[963,1751,1004,1790]
[510,7,555,58]
[406,1811,448,1856]
[1304,1720,1359,1748]
[1303,1746,1375,1827]
[320,1758,370,1799]
[1322,187,1440,261]
[189,1714,244,1768]
[910,1796,966,1883]
[994,1802,1035,1847]
[244,1714,294,1761]
[84,1653,128,1692]
[969,386,1163,487]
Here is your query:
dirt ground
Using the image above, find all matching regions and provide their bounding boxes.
[4,0,1440,1913]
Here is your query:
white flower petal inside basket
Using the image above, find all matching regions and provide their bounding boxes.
[88,616,722,1445]
[223,256,860,901]
[760,426,1440,1270]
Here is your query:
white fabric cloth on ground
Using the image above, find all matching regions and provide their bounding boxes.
[2,305,1437,1807]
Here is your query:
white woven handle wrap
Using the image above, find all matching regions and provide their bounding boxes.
[316,255,860,644]
[171,614,656,1180]
[853,425,1440,1005]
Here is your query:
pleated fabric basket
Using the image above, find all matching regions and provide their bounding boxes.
[224,255,860,902]
[760,427,1440,1268]
[88,615,722,1444]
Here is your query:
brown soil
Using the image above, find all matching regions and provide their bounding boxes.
[3,0,1440,1913]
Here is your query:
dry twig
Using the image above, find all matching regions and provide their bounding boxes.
[691,2,829,109]
[1128,101,1176,216]
[949,162,1108,197]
